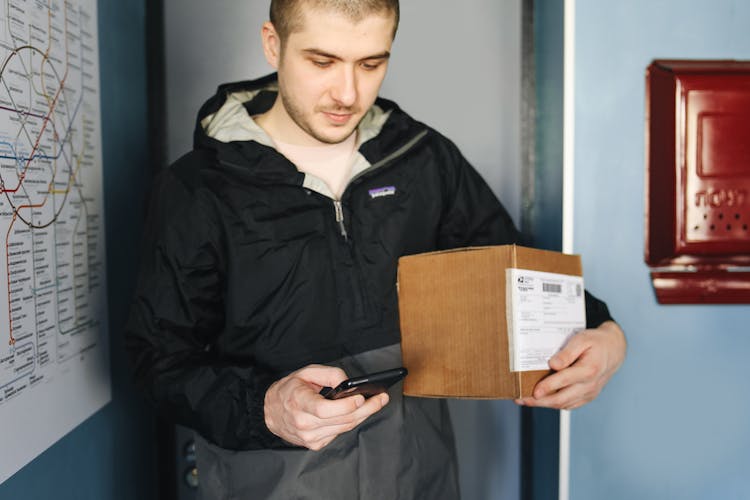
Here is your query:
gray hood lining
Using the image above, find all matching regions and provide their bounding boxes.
[200,85,392,199]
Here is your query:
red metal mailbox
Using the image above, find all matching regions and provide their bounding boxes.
[646,60,750,303]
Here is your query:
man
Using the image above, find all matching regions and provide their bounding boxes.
[126,1,626,498]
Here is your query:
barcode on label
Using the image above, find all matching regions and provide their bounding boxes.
[542,282,562,293]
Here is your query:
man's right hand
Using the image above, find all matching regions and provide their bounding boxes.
[263,364,390,451]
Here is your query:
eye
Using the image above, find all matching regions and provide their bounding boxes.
[312,59,333,68]
[361,61,383,71]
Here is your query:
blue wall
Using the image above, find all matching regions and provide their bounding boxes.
[0,1,156,499]
[570,1,750,499]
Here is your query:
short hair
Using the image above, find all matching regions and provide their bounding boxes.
[270,0,400,43]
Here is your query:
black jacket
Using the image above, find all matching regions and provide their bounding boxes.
[125,74,612,498]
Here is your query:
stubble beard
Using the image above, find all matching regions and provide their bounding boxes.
[279,89,359,145]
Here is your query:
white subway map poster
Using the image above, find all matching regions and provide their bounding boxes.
[0,0,109,484]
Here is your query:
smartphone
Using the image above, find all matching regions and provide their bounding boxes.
[319,367,408,400]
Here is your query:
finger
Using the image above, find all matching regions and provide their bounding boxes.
[304,410,384,450]
[549,331,591,371]
[311,394,366,419]
[533,364,595,398]
[307,392,388,426]
[295,365,349,388]
[292,382,363,418]
[522,384,584,410]
[330,392,389,424]
[300,394,390,447]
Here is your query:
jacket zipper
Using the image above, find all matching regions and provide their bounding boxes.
[331,130,429,243]
[220,129,428,245]
[333,200,348,241]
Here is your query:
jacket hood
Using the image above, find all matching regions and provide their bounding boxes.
[192,74,429,190]
[194,73,400,150]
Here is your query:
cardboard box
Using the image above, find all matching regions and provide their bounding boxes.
[397,245,584,399]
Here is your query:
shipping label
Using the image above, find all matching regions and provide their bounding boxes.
[506,268,586,372]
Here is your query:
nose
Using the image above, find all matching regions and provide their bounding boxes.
[330,65,357,108]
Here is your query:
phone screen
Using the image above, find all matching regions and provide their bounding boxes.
[319,367,408,400]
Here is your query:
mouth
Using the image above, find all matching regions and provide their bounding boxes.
[322,110,355,125]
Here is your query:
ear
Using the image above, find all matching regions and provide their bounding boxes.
[261,21,282,69]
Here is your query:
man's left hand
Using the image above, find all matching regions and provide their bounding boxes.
[514,320,626,410]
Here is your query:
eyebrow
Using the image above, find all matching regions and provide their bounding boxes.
[302,48,391,62]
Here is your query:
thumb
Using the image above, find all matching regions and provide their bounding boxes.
[296,364,349,388]
[549,330,589,371]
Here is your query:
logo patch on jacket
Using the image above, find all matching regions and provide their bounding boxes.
[368,186,396,199]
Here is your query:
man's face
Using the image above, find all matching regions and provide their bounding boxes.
[272,6,395,145]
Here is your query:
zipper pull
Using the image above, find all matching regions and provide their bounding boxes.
[333,200,349,241]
